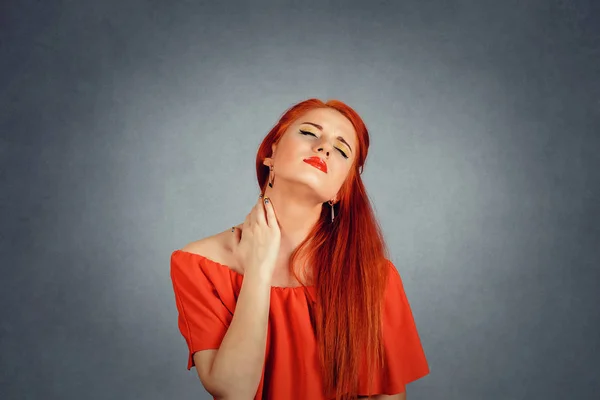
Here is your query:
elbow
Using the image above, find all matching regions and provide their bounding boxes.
[194,369,227,399]
[212,392,255,400]
[201,374,255,400]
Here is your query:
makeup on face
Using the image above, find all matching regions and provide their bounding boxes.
[298,123,351,159]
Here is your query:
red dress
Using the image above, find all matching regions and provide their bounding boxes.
[170,249,429,399]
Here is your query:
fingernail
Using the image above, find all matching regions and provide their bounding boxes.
[264,197,269,204]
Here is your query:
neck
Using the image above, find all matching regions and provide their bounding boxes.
[262,181,325,265]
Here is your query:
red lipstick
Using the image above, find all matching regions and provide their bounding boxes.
[303,157,328,173]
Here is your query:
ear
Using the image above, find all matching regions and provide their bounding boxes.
[262,142,278,167]
[332,192,341,204]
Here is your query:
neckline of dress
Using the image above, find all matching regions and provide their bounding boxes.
[174,250,315,291]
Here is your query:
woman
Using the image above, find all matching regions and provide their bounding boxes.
[170,99,429,399]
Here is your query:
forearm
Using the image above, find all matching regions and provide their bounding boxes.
[359,393,406,399]
[209,271,272,399]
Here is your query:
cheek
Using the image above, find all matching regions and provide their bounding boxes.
[273,142,295,161]
[331,162,351,183]
[278,135,305,156]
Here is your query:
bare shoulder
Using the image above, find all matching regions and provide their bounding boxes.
[180,224,243,268]
[180,235,218,256]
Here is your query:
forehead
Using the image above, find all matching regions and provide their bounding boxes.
[293,108,357,144]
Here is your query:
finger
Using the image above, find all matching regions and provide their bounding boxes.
[248,195,262,227]
[243,211,251,232]
[231,224,243,243]
[252,195,267,224]
[256,197,267,226]
[250,195,261,225]
[263,197,278,230]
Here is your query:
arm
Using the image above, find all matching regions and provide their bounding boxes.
[360,393,406,400]
[378,393,405,400]
[198,271,272,399]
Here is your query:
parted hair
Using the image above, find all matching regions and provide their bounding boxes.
[255,99,391,399]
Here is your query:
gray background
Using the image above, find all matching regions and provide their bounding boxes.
[1,0,599,399]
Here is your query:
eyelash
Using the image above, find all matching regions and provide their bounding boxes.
[299,130,349,159]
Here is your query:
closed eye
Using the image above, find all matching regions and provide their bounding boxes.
[336,148,348,158]
[300,130,349,159]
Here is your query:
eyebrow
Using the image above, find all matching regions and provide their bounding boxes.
[300,122,353,153]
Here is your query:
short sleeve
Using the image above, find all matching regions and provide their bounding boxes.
[358,259,430,395]
[170,250,234,370]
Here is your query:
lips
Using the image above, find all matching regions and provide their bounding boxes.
[303,157,327,173]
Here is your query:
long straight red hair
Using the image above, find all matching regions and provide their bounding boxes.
[255,99,391,399]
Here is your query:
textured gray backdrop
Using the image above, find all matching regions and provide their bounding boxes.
[1,1,599,399]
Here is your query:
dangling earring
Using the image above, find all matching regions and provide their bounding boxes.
[328,200,335,222]
[268,165,275,188]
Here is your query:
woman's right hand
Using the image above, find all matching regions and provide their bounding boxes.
[232,195,281,281]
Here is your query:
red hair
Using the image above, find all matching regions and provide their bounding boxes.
[255,99,391,399]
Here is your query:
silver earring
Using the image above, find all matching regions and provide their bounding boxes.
[328,200,335,222]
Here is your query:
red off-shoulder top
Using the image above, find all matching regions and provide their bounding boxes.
[170,249,429,399]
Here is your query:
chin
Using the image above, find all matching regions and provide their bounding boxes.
[285,174,330,200]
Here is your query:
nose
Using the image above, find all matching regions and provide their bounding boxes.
[315,137,333,157]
